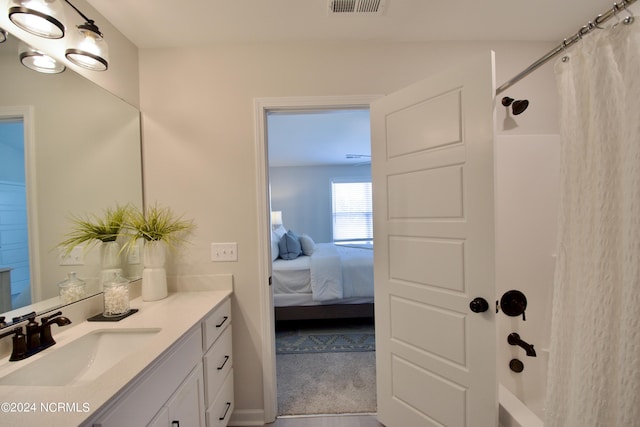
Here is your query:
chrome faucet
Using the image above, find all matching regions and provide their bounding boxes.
[507,332,537,357]
[0,311,71,361]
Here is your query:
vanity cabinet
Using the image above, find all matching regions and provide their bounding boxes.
[202,299,233,427]
[87,296,233,427]
[148,363,205,427]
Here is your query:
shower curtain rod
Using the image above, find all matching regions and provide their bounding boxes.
[496,0,637,94]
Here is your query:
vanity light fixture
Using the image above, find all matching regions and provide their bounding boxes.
[64,17,108,71]
[19,42,65,73]
[8,0,66,39]
[0,28,7,43]
[7,0,109,71]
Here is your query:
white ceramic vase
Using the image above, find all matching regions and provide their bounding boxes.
[100,240,121,269]
[141,240,168,301]
[100,240,123,284]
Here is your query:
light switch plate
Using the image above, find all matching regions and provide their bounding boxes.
[58,245,84,265]
[211,242,238,262]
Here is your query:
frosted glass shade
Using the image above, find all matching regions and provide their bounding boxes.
[19,42,65,73]
[65,24,108,71]
[8,0,65,39]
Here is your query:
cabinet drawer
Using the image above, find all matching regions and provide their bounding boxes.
[203,326,233,407]
[205,368,234,427]
[202,298,231,351]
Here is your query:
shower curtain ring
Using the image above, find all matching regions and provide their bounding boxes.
[612,2,622,28]
[561,39,570,62]
[578,25,591,39]
[621,1,635,25]
[594,14,607,29]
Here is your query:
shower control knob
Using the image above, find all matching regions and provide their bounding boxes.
[469,297,489,313]
[500,290,528,320]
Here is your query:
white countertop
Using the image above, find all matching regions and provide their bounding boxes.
[0,289,232,427]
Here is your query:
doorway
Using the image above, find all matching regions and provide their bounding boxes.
[0,115,32,311]
[254,95,380,421]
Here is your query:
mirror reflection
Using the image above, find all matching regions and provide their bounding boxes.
[0,30,143,319]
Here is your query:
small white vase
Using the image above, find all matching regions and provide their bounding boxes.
[100,240,121,269]
[141,240,168,301]
[100,240,123,284]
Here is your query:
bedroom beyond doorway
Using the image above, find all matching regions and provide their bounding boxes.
[264,104,376,417]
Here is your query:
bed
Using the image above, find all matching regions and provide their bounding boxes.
[271,234,374,321]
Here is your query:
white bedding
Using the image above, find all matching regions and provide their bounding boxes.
[272,242,374,303]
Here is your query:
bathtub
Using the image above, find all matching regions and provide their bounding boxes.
[499,384,544,427]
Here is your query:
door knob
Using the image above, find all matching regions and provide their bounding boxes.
[469,297,489,313]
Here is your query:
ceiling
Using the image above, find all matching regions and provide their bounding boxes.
[84,0,618,167]
[87,0,612,48]
[267,109,371,167]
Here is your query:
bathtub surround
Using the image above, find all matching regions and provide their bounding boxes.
[495,134,560,421]
[546,19,640,427]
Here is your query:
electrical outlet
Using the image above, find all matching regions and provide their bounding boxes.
[211,242,238,262]
[58,245,84,265]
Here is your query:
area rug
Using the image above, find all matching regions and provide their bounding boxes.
[276,319,376,354]
[277,351,377,415]
[276,319,377,415]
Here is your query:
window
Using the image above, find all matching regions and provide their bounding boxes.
[331,181,373,244]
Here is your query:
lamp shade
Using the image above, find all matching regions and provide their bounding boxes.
[8,0,65,39]
[65,22,108,71]
[19,42,65,73]
[271,211,283,229]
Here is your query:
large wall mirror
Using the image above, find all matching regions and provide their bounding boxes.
[0,31,143,320]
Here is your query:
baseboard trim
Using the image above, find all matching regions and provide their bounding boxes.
[229,408,266,426]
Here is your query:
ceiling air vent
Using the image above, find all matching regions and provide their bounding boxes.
[328,0,387,15]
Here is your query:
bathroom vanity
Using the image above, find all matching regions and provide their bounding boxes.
[0,286,233,427]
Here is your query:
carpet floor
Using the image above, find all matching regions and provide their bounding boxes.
[276,319,377,416]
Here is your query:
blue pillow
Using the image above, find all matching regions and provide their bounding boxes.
[278,230,302,260]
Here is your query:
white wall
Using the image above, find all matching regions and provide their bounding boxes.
[270,164,372,243]
[138,40,560,421]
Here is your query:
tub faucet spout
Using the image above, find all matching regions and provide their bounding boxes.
[507,333,537,357]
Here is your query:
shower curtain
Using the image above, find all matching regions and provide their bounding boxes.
[545,18,640,427]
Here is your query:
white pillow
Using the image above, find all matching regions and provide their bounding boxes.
[271,231,280,261]
[273,225,287,240]
[299,234,316,256]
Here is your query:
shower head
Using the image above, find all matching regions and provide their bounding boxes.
[501,97,529,115]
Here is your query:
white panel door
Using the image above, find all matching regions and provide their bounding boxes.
[372,52,497,427]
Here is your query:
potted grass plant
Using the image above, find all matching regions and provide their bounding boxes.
[58,204,130,274]
[121,203,194,301]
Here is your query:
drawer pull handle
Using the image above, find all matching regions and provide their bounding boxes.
[216,316,229,328]
[171,422,180,427]
[219,402,231,420]
[217,355,230,370]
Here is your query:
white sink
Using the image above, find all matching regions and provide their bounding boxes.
[0,328,161,387]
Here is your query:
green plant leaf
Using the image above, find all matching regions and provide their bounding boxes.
[58,204,131,256]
